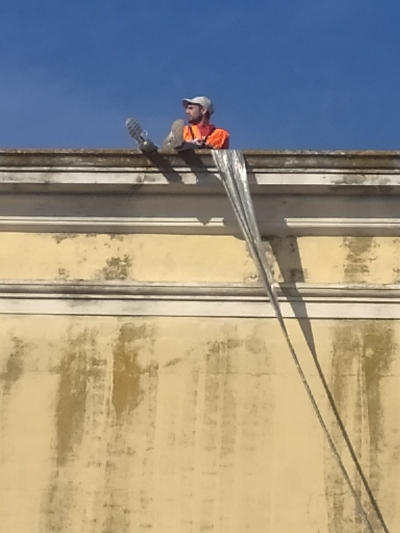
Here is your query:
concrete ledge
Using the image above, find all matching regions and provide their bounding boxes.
[2,148,400,169]
[1,149,400,194]
[0,281,399,318]
[0,149,400,236]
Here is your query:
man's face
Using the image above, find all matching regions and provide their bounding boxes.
[185,104,203,123]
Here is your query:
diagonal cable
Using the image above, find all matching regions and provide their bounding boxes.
[212,149,390,533]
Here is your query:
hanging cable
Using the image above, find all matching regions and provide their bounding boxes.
[212,149,389,533]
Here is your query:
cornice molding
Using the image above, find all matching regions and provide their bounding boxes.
[2,148,400,169]
[0,281,399,319]
[1,150,400,193]
[1,150,400,236]
[0,216,399,236]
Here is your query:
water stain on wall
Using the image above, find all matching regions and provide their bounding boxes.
[112,324,147,419]
[163,356,181,368]
[0,337,25,397]
[53,234,100,244]
[204,337,240,456]
[55,330,98,467]
[42,328,102,533]
[199,336,240,531]
[209,339,237,461]
[326,321,395,533]
[343,237,377,283]
[198,326,274,531]
[53,233,79,244]
[0,337,26,457]
[103,322,156,533]
[206,338,240,372]
[100,255,132,281]
[391,238,400,283]
[264,236,307,282]
[362,323,395,483]
[56,267,70,280]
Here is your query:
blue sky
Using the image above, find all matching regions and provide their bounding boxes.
[1,0,400,150]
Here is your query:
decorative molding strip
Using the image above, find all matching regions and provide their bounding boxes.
[0,281,399,319]
[1,150,400,237]
[1,170,400,193]
[1,280,400,298]
[0,216,400,236]
[2,149,400,171]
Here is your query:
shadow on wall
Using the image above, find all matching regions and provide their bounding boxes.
[264,234,318,359]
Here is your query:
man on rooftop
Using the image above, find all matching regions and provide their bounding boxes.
[162,96,230,151]
[126,95,229,152]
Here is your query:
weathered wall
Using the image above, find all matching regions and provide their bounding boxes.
[0,150,399,533]
[1,232,400,284]
[1,315,399,533]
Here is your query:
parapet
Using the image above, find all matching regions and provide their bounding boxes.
[1,149,400,236]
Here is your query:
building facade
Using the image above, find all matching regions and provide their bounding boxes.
[0,149,399,532]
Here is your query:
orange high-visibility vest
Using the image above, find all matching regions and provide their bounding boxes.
[183,124,230,149]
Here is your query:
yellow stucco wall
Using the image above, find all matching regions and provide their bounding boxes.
[0,315,399,533]
[2,149,400,532]
[0,226,399,533]
[1,232,400,284]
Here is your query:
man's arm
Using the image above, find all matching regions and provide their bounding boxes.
[206,128,230,149]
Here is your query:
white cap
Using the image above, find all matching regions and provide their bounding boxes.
[182,96,214,115]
